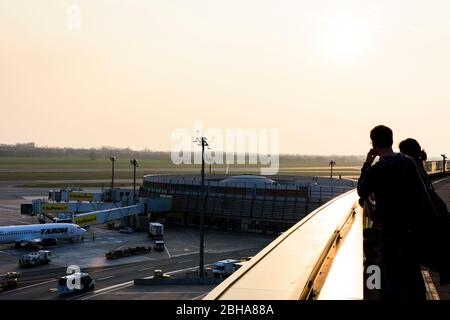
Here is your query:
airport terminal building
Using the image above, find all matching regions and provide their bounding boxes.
[140,174,356,234]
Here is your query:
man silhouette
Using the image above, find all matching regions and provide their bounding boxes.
[358,125,426,300]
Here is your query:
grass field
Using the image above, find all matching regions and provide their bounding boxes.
[0,157,362,168]
[0,157,179,169]
[20,183,135,188]
[0,157,362,183]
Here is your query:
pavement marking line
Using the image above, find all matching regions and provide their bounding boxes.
[2,220,29,224]
[86,278,139,296]
[9,278,57,292]
[78,281,134,300]
[15,279,53,284]
[177,260,193,264]
[80,264,214,300]
[137,267,153,272]
[94,266,119,273]
[165,244,172,259]
[433,177,448,185]
[49,261,71,267]
[422,270,440,300]
[171,251,199,258]
[97,276,114,281]
[192,293,208,300]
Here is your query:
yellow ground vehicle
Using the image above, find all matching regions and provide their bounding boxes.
[0,272,18,293]
[153,269,170,279]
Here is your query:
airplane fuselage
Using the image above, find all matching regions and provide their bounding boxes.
[0,223,86,245]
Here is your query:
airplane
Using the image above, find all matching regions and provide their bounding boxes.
[0,223,86,247]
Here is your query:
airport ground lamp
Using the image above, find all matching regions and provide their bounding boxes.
[110,156,117,190]
[329,160,336,179]
[442,154,447,173]
[193,136,209,279]
[130,159,139,203]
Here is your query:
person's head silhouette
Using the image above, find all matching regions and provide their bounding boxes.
[399,138,426,168]
[370,125,393,154]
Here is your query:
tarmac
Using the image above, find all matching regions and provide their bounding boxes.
[1,177,449,300]
[0,181,274,300]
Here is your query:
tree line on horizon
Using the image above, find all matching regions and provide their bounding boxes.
[0,142,365,164]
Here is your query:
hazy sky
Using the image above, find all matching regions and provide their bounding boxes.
[1,0,449,156]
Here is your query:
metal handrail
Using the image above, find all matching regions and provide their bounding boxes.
[204,190,361,300]
[296,203,358,299]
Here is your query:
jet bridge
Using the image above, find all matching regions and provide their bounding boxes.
[48,188,137,203]
[32,199,123,216]
[29,191,172,228]
[73,204,145,227]
[31,199,146,227]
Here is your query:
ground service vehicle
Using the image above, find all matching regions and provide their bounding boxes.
[153,240,165,252]
[153,269,170,279]
[58,272,95,293]
[19,250,52,268]
[20,204,33,215]
[212,259,240,277]
[233,261,245,272]
[149,222,164,240]
[105,246,151,259]
[0,272,18,292]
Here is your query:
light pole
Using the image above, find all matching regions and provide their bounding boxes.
[110,156,116,190]
[441,154,447,173]
[130,159,139,203]
[194,136,209,279]
[329,160,336,179]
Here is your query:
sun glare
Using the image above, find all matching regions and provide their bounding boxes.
[320,13,373,64]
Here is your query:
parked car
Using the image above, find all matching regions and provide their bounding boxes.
[119,227,134,234]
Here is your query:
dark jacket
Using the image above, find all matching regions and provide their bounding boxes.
[358,153,422,235]
[358,154,426,300]
[358,153,450,286]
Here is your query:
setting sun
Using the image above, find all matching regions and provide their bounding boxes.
[319,12,377,64]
